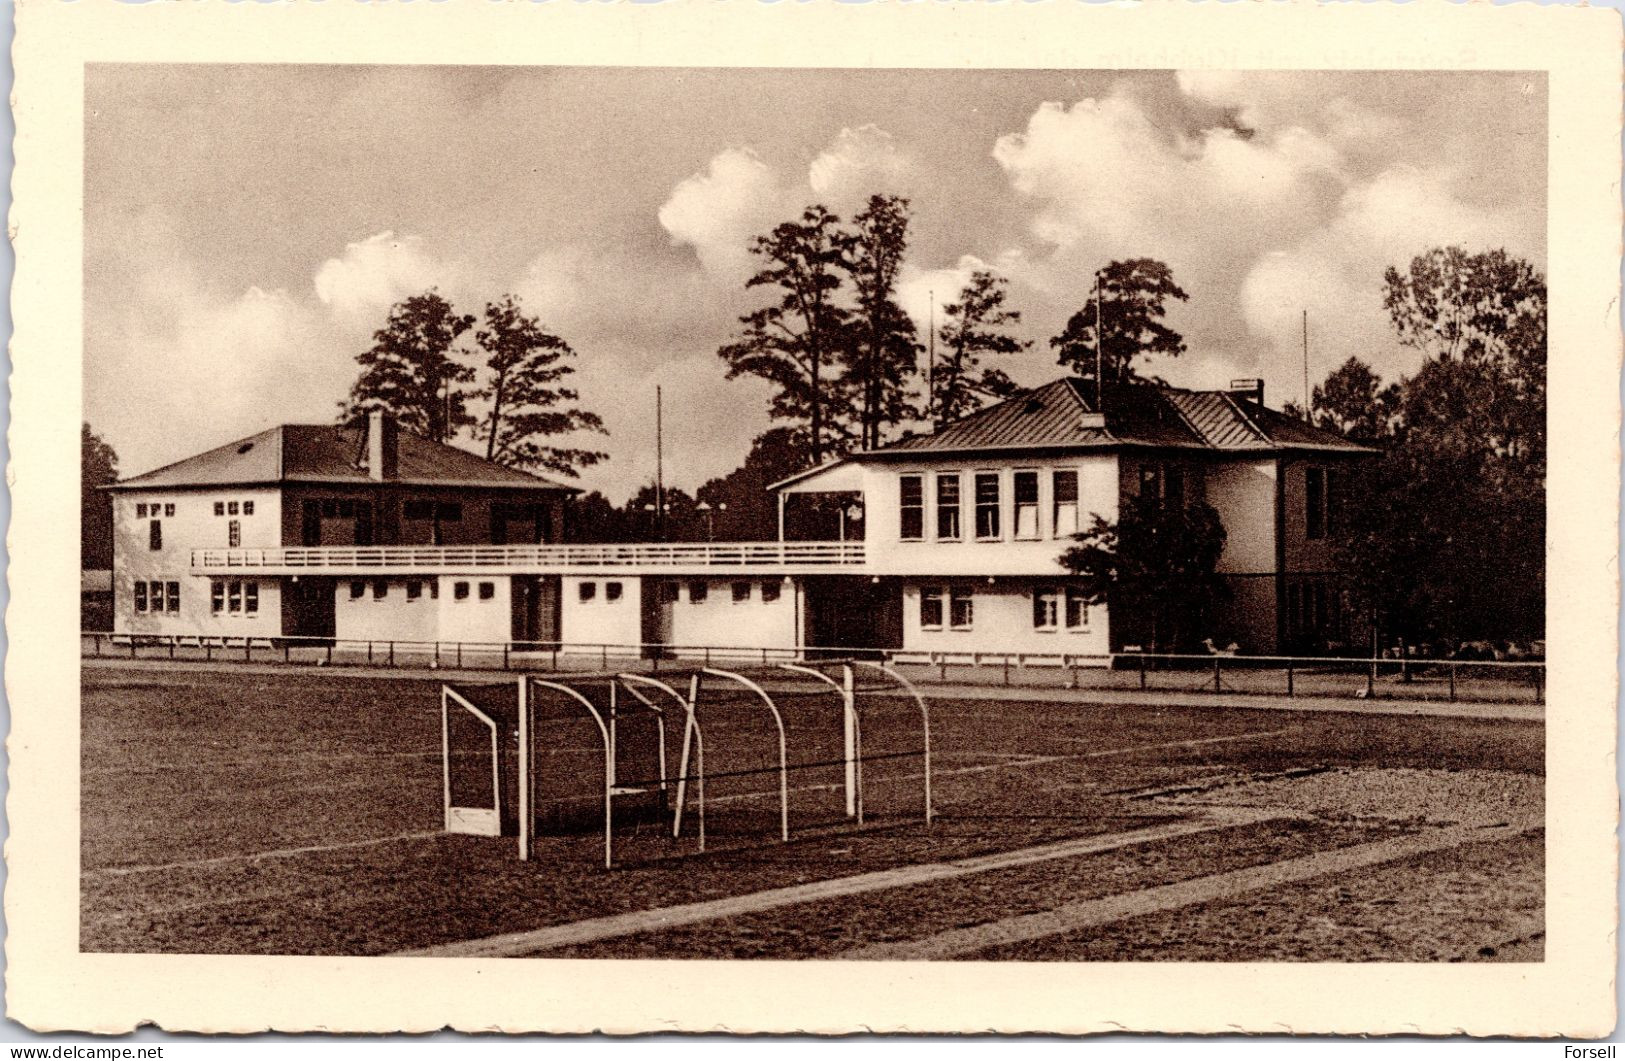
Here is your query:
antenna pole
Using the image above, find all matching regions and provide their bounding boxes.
[655,384,665,541]
[1094,273,1104,407]
[927,289,935,427]
[1302,309,1310,412]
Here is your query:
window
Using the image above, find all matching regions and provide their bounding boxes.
[1052,470,1079,538]
[373,581,388,600]
[949,588,974,630]
[149,520,162,551]
[228,520,241,548]
[403,500,434,521]
[1139,464,1160,497]
[919,587,944,629]
[454,581,470,601]
[166,582,180,614]
[974,472,1001,540]
[1064,587,1089,630]
[214,501,225,517]
[658,582,680,605]
[689,581,709,604]
[136,503,147,518]
[134,581,148,613]
[899,474,924,541]
[407,581,422,601]
[438,502,463,522]
[164,503,175,517]
[605,581,623,603]
[228,501,239,515]
[243,500,254,516]
[1165,467,1184,508]
[1014,471,1040,540]
[761,580,782,603]
[731,581,752,604]
[1305,466,1326,540]
[244,582,259,614]
[579,581,597,603]
[478,582,495,601]
[1033,587,1060,630]
[228,581,243,613]
[211,582,224,614]
[935,474,961,540]
[428,580,440,600]
[349,581,365,600]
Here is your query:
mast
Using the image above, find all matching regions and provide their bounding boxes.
[926,289,935,427]
[1094,273,1103,408]
[1302,309,1310,412]
[655,384,665,541]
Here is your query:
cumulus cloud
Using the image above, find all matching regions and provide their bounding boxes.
[313,231,451,320]
[657,148,784,281]
[808,124,914,210]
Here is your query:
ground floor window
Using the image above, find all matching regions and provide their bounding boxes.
[605,581,623,602]
[731,581,751,603]
[689,581,709,603]
[919,587,944,629]
[761,580,782,603]
[210,579,258,615]
[1064,587,1089,630]
[478,582,495,600]
[949,588,974,630]
[657,581,680,605]
[1033,587,1060,630]
[920,585,976,631]
[136,580,176,614]
[578,581,597,602]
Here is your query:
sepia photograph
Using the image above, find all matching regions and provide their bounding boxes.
[79,62,1550,962]
[8,0,1617,1037]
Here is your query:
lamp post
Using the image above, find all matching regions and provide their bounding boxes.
[641,501,671,541]
[696,501,727,542]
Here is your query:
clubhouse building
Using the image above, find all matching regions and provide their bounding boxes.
[107,379,1373,658]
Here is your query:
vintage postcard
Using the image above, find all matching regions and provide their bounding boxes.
[7,0,1619,1037]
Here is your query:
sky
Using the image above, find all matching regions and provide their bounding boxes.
[84,66,1546,502]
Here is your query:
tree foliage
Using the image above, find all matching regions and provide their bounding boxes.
[474,295,607,478]
[1309,357,1401,445]
[845,196,921,450]
[341,291,475,443]
[930,270,1027,427]
[718,205,856,466]
[82,423,119,570]
[1059,493,1228,653]
[1051,259,1189,388]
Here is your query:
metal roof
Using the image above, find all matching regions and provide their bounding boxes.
[111,424,580,492]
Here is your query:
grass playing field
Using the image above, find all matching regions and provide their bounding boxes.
[81,663,1543,960]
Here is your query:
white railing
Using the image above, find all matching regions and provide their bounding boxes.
[191,540,868,574]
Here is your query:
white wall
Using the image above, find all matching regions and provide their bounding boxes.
[114,488,282,636]
[1205,459,1278,574]
[436,575,512,644]
[900,579,1110,657]
[663,577,800,652]
[857,456,1119,577]
[333,577,442,643]
[559,575,642,649]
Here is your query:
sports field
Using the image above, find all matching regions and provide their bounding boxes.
[81,664,1543,960]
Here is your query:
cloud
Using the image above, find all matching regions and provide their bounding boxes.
[313,231,452,321]
[657,148,784,281]
[808,124,914,210]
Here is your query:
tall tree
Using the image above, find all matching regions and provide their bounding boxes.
[694,427,814,542]
[474,295,607,478]
[1058,493,1229,653]
[844,195,920,450]
[1051,258,1189,388]
[341,291,476,443]
[81,423,119,570]
[718,205,856,465]
[930,270,1028,427]
[1310,357,1401,444]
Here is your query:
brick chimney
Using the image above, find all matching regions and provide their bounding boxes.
[1229,378,1265,406]
[366,410,399,481]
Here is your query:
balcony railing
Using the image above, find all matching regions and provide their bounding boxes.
[191,540,868,575]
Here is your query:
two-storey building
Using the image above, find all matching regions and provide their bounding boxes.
[107,380,1372,659]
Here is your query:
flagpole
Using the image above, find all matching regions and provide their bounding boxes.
[1094,273,1103,408]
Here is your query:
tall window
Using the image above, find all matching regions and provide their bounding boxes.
[974,473,1001,540]
[243,500,254,516]
[919,587,944,629]
[1052,470,1079,538]
[148,520,162,551]
[731,581,751,603]
[1305,466,1327,540]
[1032,587,1060,630]
[949,588,974,630]
[244,582,259,614]
[935,474,961,540]
[211,582,225,614]
[1014,471,1040,540]
[228,581,243,613]
[899,475,924,541]
[227,501,239,516]
[1064,587,1089,630]
[228,520,241,548]
[166,582,180,614]
[135,581,148,613]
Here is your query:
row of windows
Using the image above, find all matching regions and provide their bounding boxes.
[917,586,1091,633]
[347,579,494,602]
[133,580,180,614]
[900,470,1082,543]
[211,500,257,517]
[134,502,175,519]
[210,580,260,615]
[651,580,784,605]
[577,581,624,603]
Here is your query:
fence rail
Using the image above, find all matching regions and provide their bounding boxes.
[81,631,1545,705]
[191,540,868,574]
